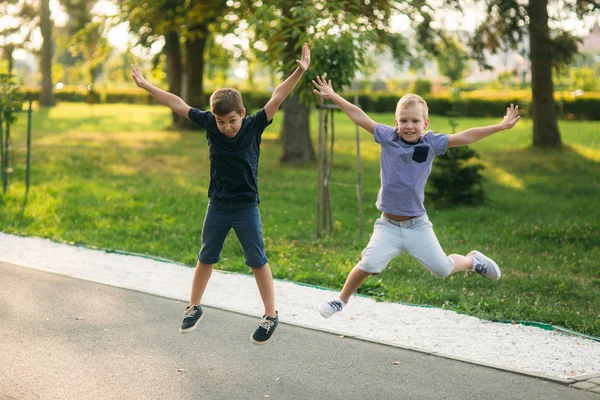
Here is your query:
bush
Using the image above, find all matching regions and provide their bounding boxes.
[20,86,600,120]
[562,97,600,120]
[427,146,485,208]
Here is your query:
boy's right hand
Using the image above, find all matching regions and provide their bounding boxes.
[501,103,520,129]
[312,75,336,99]
[131,64,149,89]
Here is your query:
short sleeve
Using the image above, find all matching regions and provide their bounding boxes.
[374,124,397,145]
[425,131,449,156]
[246,108,273,135]
[188,108,213,129]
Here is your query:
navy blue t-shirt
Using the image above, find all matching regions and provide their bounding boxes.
[188,108,272,203]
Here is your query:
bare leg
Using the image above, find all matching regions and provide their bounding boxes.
[253,263,276,318]
[188,261,214,306]
[339,266,372,304]
[449,254,474,275]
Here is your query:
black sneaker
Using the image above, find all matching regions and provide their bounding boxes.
[251,312,279,344]
[180,305,203,333]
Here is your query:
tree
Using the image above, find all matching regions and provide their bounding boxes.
[122,0,184,128]
[243,0,403,164]
[0,73,24,194]
[204,33,234,88]
[121,0,227,129]
[436,0,600,147]
[434,33,470,85]
[55,0,96,84]
[0,0,54,105]
[61,0,94,32]
[68,20,112,88]
[40,0,55,106]
[0,1,37,76]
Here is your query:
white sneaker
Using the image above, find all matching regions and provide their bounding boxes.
[469,250,501,280]
[318,298,345,318]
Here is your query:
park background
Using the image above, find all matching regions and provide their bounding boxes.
[0,1,598,338]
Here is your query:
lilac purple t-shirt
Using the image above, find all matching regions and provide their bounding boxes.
[374,124,449,216]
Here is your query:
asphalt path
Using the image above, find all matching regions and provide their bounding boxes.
[0,262,595,400]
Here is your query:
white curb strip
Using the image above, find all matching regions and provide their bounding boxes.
[1,232,598,380]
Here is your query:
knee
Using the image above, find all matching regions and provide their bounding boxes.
[356,256,385,275]
[431,268,451,279]
[425,258,454,279]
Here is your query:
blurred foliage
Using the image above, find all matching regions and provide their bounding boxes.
[0,74,24,125]
[411,79,433,96]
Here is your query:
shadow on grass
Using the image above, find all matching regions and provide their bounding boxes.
[18,191,28,219]
[486,145,599,195]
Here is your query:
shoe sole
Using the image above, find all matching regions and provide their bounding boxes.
[469,250,501,280]
[250,334,274,345]
[179,314,204,334]
[318,304,336,318]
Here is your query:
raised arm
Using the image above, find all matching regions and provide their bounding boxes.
[263,43,311,121]
[131,63,191,118]
[448,104,520,148]
[312,76,376,135]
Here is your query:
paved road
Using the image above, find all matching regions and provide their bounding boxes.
[0,262,595,400]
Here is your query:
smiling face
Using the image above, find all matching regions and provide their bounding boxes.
[394,94,430,143]
[395,105,430,143]
[214,109,246,138]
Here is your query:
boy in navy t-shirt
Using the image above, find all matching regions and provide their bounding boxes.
[132,43,311,344]
[311,75,520,318]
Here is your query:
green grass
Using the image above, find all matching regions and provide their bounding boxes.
[2,103,599,336]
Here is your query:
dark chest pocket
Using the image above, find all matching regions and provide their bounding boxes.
[412,146,429,163]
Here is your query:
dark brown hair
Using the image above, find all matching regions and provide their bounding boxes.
[209,88,244,116]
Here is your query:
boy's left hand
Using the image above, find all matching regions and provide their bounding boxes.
[501,103,520,129]
[131,63,149,89]
[296,42,310,72]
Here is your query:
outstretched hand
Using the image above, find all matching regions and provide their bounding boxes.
[131,63,149,89]
[297,42,311,72]
[501,103,520,129]
[312,75,336,99]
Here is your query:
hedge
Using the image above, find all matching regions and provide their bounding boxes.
[22,87,600,120]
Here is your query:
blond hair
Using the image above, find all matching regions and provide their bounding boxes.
[210,88,244,116]
[395,94,429,120]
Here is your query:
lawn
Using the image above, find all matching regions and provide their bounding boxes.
[1,102,599,336]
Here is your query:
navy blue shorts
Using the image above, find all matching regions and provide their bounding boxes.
[198,200,268,268]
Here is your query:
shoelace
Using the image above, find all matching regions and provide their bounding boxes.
[259,318,275,333]
[183,307,198,318]
[327,300,343,312]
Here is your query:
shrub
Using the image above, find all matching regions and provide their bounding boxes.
[427,146,485,208]
[20,86,600,120]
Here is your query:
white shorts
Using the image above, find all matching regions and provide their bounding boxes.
[356,214,454,278]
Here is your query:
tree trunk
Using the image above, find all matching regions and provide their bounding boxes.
[4,46,14,75]
[280,93,314,163]
[165,31,184,129]
[40,0,55,106]
[183,25,208,130]
[278,14,315,164]
[528,0,561,147]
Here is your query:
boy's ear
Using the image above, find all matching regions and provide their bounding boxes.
[241,108,247,118]
[424,117,430,129]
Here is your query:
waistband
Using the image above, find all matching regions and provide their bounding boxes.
[381,213,428,227]
[209,197,258,211]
